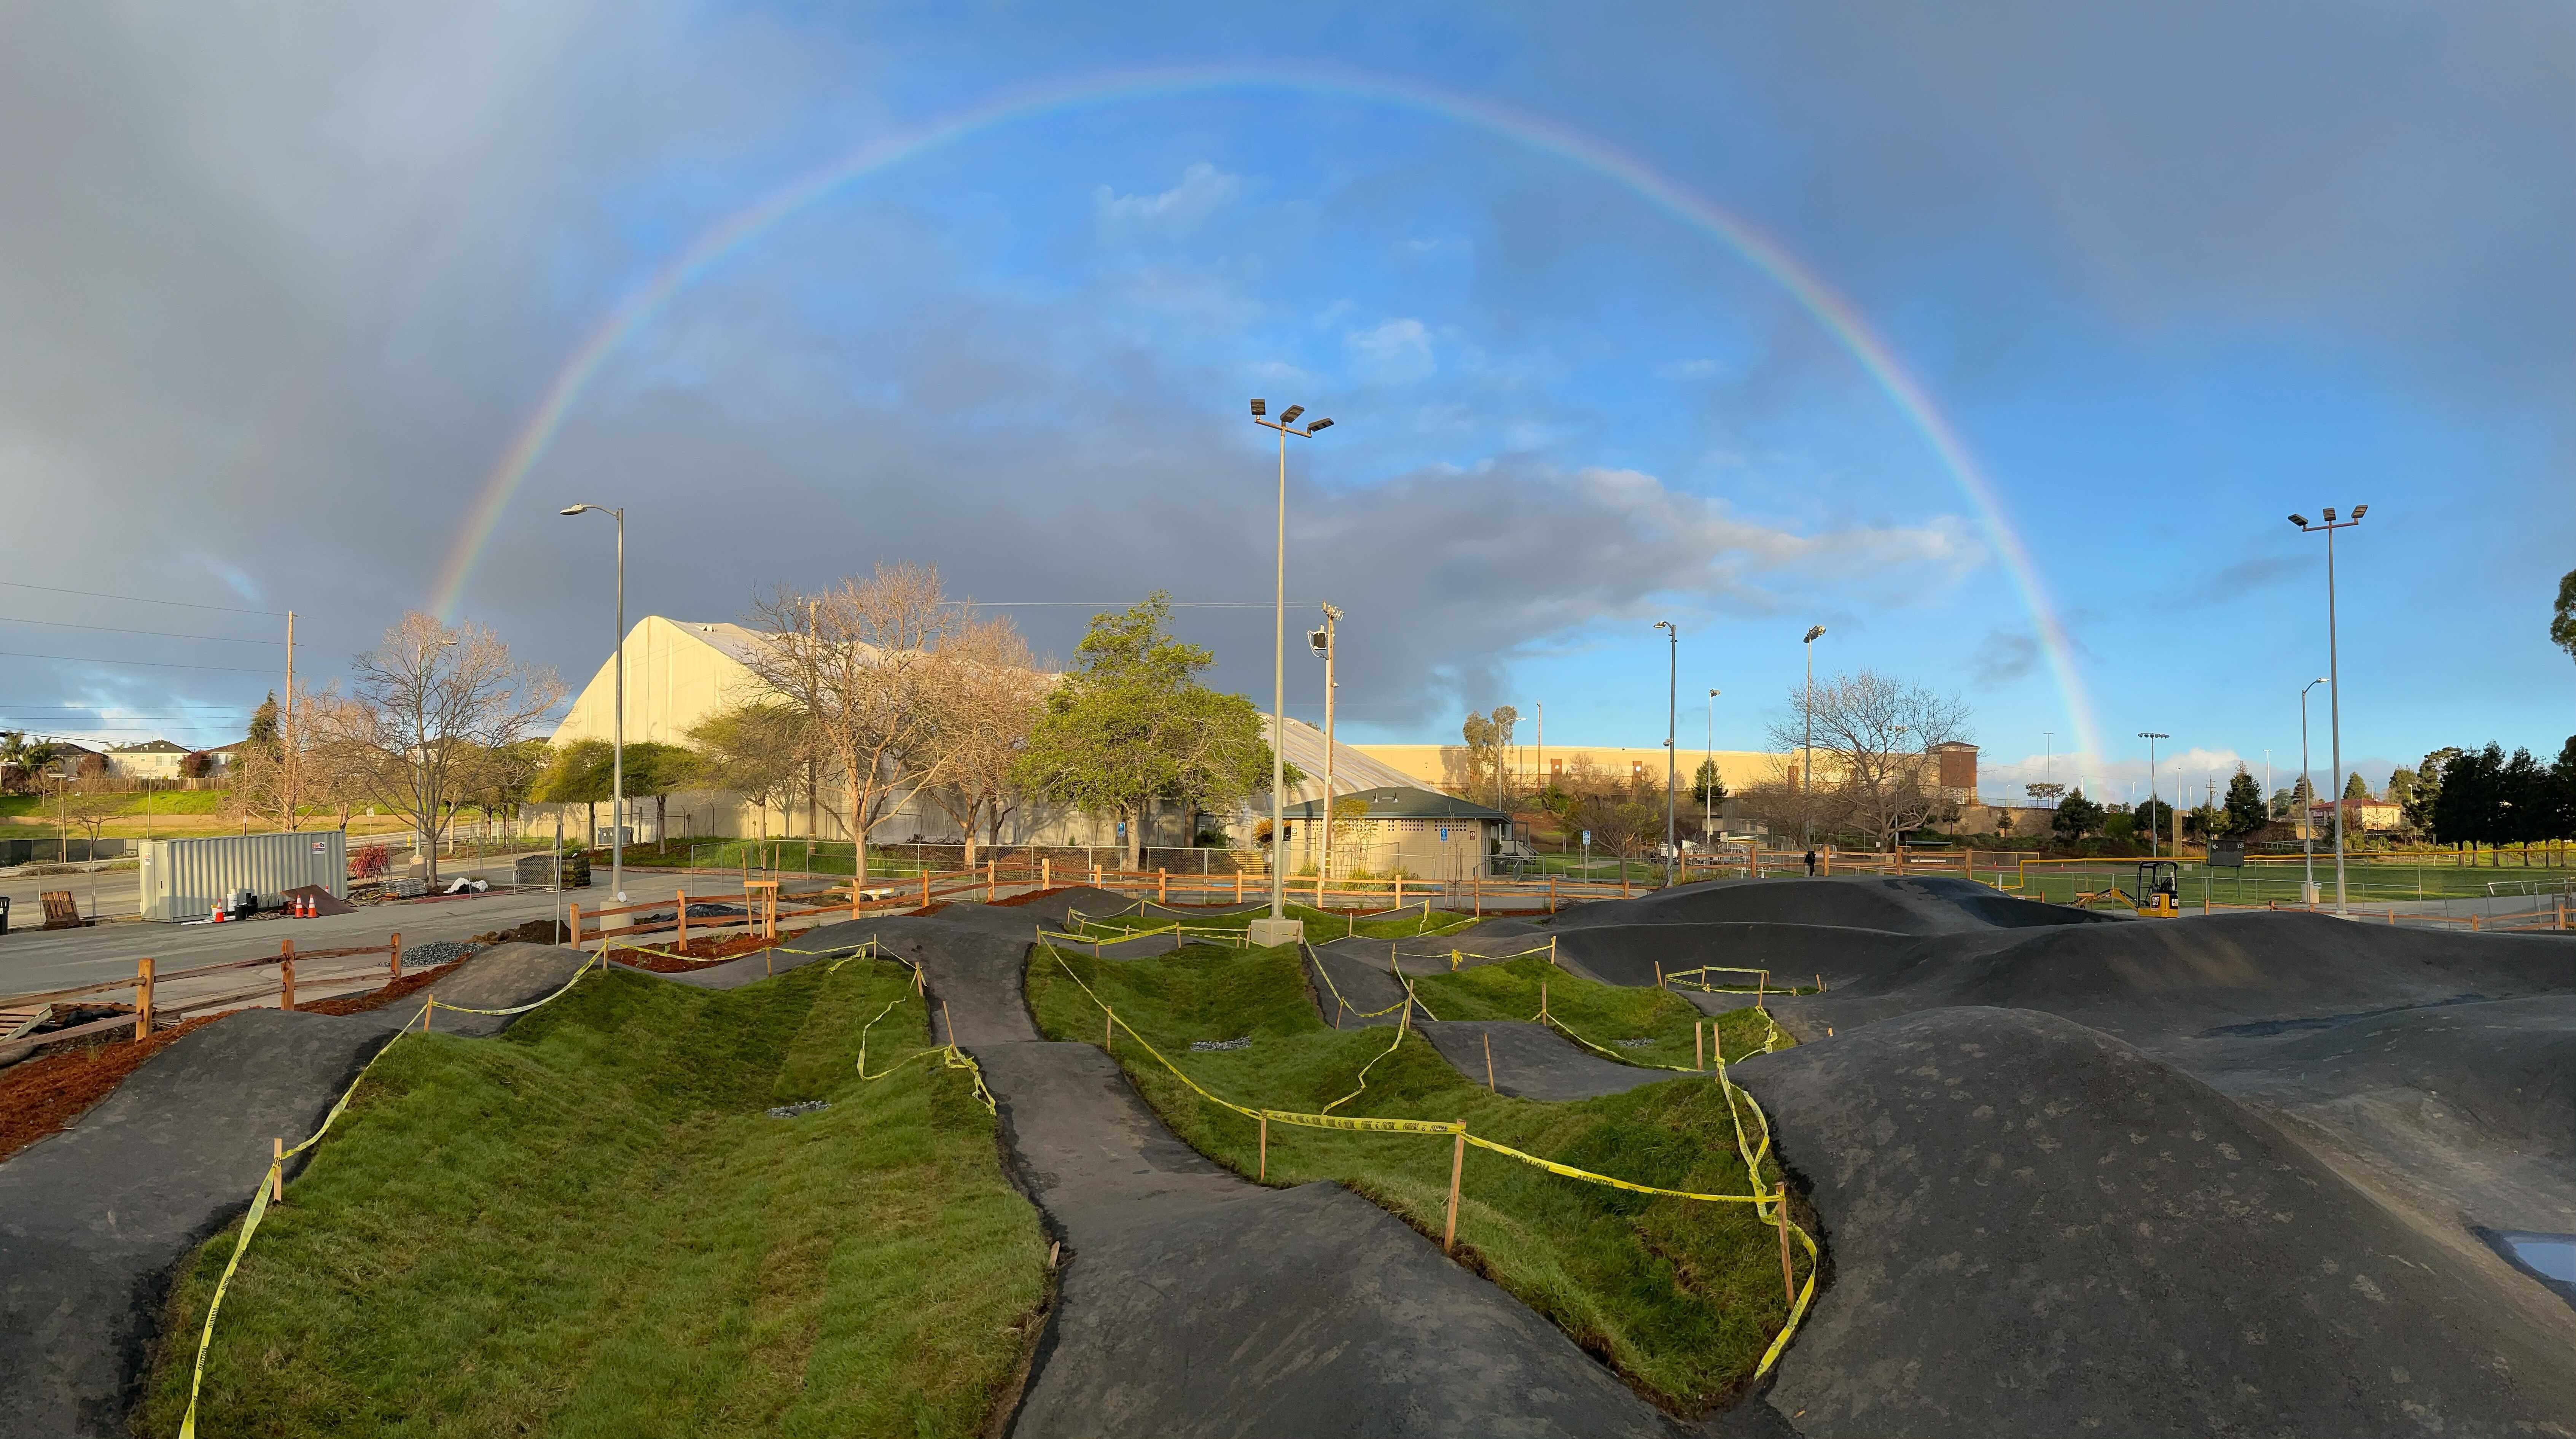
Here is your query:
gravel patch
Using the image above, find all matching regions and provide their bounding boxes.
[1189,1036,1253,1052]
[1612,1037,1655,1049]
[765,1100,830,1118]
[400,941,487,968]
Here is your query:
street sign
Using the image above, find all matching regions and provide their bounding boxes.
[1582,830,1592,846]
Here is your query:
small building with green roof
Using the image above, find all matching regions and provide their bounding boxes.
[1275,785,1512,882]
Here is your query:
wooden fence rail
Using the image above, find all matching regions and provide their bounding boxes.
[1,934,406,1049]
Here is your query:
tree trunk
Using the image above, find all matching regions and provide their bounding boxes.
[849,770,865,879]
[1126,804,1142,871]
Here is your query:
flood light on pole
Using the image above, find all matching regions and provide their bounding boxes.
[2289,505,2366,914]
[561,502,627,904]
[1247,398,1336,944]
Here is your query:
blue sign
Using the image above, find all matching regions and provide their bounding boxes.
[1438,826,1448,841]
[1115,820,1127,839]
[1582,830,1592,846]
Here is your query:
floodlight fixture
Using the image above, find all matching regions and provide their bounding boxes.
[2322,507,2337,522]
[1306,417,1333,433]
[2349,503,2366,519]
[2288,514,2308,527]
[1308,627,1329,657]
[1803,624,1825,643]
[1249,398,1266,417]
[1279,404,1304,424]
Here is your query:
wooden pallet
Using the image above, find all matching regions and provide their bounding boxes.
[1,1004,52,1041]
[39,891,83,930]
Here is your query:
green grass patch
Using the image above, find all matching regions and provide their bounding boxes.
[1407,956,1775,1072]
[1073,902,1476,942]
[136,961,1047,1439]
[1026,941,1801,1412]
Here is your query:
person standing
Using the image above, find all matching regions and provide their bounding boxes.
[1803,848,1817,878]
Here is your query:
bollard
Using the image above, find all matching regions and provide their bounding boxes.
[1775,1182,1794,1303]
[1443,1125,1466,1253]
[1548,875,1557,913]
[1394,875,1404,907]
[389,932,402,981]
[272,1138,285,1204]
[1539,980,1547,1022]
[133,958,155,1041]
[279,940,296,1012]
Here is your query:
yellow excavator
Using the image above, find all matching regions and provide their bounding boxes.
[2078,861,2181,918]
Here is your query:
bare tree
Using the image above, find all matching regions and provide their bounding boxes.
[742,564,1022,869]
[685,702,809,842]
[320,613,562,885]
[917,618,1047,865]
[1765,669,1970,853]
[230,679,344,833]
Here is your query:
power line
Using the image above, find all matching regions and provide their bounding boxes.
[0,650,283,674]
[0,579,286,617]
[0,616,284,645]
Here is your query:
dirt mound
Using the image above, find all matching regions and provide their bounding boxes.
[1553,875,2114,936]
[1551,922,1921,992]
[1791,911,2576,1049]
[1732,1006,2576,1436]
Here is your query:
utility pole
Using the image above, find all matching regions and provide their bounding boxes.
[1802,626,1826,848]
[1312,603,1340,880]
[1705,688,1720,844]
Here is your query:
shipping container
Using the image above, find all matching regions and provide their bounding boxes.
[139,832,347,923]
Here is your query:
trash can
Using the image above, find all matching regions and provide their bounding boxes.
[0,895,11,935]
[515,853,589,889]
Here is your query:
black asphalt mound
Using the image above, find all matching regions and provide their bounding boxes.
[1731,1006,2576,1437]
[983,1042,1679,1437]
[1417,1020,1686,1101]
[1309,941,1413,1028]
[1552,923,1917,993]
[0,941,600,1436]
[1553,875,2116,936]
[1780,911,2576,1050]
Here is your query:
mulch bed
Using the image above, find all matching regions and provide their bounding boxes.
[0,960,471,1164]
[608,931,785,973]
[0,1018,218,1164]
[987,887,1070,908]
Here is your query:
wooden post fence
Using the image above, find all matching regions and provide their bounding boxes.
[133,958,154,1040]
[278,939,296,1012]
[921,873,933,910]
[676,890,689,949]
[1443,1125,1466,1253]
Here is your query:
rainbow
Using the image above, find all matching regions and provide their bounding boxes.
[431,63,2103,762]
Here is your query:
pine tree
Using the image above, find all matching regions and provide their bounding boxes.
[2221,767,2267,836]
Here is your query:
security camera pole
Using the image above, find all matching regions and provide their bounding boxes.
[1801,625,1826,849]
[1655,620,1677,888]
[1311,603,1341,880]
[2289,506,2364,914]
[1249,400,1333,945]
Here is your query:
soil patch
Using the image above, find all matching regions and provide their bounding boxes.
[609,931,785,972]
[0,1018,218,1163]
[469,917,571,946]
[300,959,467,1017]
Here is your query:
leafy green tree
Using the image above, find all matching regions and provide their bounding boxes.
[0,731,63,794]
[531,739,615,845]
[2221,767,2267,837]
[2344,772,2371,800]
[2051,787,2103,841]
[2552,568,2576,665]
[1013,594,1277,869]
[620,741,701,846]
[245,691,283,761]
[2404,748,2459,837]
[2134,796,2175,842]
[688,702,807,842]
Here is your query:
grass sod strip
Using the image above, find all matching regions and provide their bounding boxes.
[1406,955,1778,1073]
[1026,941,1803,1413]
[135,962,1047,1439]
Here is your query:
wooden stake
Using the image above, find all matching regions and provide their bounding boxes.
[1774,1181,1795,1304]
[1258,1113,1268,1181]
[388,932,401,980]
[987,859,997,902]
[1696,1020,1704,1071]
[1042,858,1051,890]
[1105,1007,1113,1054]
[569,903,582,949]
[1654,960,1663,989]
[132,958,154,1041]
[1158,868,1168,904]
[921,872,932,910]
[279,939,296,1012]
[1443,1126,1466,1253]
[1483,1031,1496,1092]
[1334,996,1343,1029]
[942,1000,955,1047]
[271,1138,284,1204]
[1539,980,1547,1022]
[676,889,689,949]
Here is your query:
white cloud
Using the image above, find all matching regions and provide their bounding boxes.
[1347,317,1435,383]
[1091,161,1241,230]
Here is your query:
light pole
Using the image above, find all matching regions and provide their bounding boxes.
[561,503,626,903]
[1655,620,1677,887]
[1250,400,1332,942]
[1309,603,1341,881]
[2299,677,2327,906]
[1704,688,1720,844]
[1801,625,1825,849]
[2138,732,2168,860]
[2289,506,2364,914]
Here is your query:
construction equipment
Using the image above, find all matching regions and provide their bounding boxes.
[2074,861,2182,918]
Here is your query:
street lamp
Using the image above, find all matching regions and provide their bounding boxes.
[1654,620,1677,888]
[1309,603,1341,881]
[2299,678,2328,906]
[2138,732,2168,860]
[1250,400,1333,943]
[1801,625,1825,849]
[2289,505,2364,914]
[561,503,626,904]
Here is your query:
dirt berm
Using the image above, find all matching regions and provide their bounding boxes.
[1552,875,2120,936]
[0,942,593,1438]
[1730,1006,2576,1437]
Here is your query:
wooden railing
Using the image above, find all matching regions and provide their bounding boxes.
[0,934,406,1048]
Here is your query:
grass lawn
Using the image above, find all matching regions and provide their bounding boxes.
[136,960,1048,1439]
[1025,940,1804,1414]
[2004,857,2576,907]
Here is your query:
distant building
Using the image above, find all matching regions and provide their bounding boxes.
[2311,797,2403,834]
[105,739,191,780]
[1277,785,1512,881]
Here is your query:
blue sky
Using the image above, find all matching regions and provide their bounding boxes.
[3,2,2572,808]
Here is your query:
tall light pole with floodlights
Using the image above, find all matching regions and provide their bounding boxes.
[1654,620,1677,887]
[560,503,626,904]
[1801,625,1826,848]
[2299,677,2328,906]
[2139,732,2168,861]
[1250,399,1332,945]
[2289,506,2364,914]
[1309,603,1341,880]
